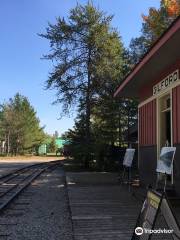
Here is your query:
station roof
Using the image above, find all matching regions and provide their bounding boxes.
[114,16,180,99]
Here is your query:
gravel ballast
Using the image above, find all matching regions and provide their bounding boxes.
[0,165,73,240]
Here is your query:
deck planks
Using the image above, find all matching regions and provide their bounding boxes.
[66,172,141,240]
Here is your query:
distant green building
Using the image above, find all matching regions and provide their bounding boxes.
[38,138,69,155]
[55,138,69,149]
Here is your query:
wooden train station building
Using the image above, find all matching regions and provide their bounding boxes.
[114,17,180,194]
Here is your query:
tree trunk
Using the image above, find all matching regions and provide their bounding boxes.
[84,48,92,168]
[118,103,122,147]
[7,131,10,156]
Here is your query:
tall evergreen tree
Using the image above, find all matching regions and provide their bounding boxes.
[40,2,123,165]
[0,93,45,155]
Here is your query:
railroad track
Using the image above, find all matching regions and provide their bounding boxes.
[0,160,61,213]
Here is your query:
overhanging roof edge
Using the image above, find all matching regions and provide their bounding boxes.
[114,16,180,98]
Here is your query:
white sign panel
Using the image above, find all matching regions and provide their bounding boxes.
[156,147,176,175]
[123,148,135,167]
[153,70,179,96]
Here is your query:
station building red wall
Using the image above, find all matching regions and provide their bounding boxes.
[138,60,180,187]
[138,61,180,190]
[139,83,180,146]
[139,100,157,186]
[139,100,156,146]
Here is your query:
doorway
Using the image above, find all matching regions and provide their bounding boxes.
[158,92,173,183]
[158,93,172,148]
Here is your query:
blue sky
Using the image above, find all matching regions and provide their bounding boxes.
[0,0,160,135]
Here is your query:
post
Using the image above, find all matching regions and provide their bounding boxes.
[164,173,167,193]
[128,167,131,192]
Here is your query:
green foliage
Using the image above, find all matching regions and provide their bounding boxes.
[62,113,91,165]
[0,93,45,155]
[48,137,57,153]
[40,2,124,166]
[40,3,120,111]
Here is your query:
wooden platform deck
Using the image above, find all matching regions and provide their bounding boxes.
[66,172,141,240]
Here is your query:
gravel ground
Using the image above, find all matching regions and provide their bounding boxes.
[0,158,64,177]
[0,165,73,240]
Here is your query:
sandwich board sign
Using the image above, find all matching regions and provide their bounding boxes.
[156,147,176,175]
[123,148,135,167]
[132,190,180,240]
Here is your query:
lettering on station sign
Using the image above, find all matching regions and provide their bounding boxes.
[153,70,179,96]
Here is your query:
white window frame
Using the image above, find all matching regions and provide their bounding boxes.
[156,89,173,184]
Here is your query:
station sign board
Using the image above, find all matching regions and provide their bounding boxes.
[153,69,179,96]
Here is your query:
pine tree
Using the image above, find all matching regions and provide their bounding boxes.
[40,2,123,165]
[0,93,45,155]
